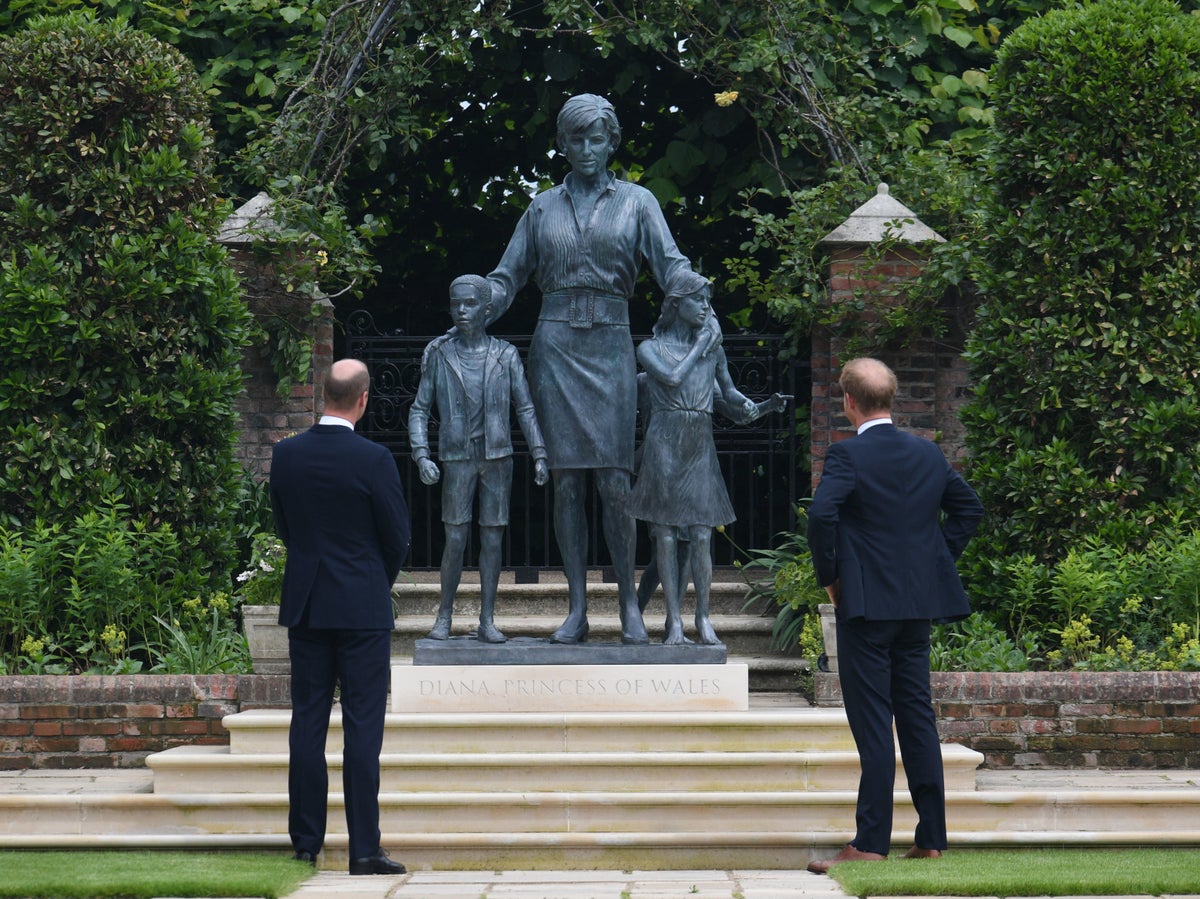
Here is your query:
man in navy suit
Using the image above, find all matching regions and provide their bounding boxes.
[806,357,982,873]
[270,358,411,875]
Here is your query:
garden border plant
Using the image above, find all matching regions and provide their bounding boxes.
[0,13,254,673]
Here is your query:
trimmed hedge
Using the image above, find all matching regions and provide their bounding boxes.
[0,15,252,592]
[963,0,1200,601]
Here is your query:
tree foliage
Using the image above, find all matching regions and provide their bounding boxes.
[252,0,1028,337]
[0,13,252,586]
[961,0,1200,607]
[0,2,1053,339]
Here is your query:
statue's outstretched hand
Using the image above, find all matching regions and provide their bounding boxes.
[743,393,792,422]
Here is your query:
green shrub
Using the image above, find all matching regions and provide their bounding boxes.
[234,534,286,607]
[151,592,249,675]
[962,0,1200,613]
[733,509,828,655]
[931,614,1036,673]
[0,14,252,598]
[0,509,246,673]
[969,526,1200,671]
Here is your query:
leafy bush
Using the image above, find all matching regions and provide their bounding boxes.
[0,509,247,674]
[0,14,252,596]
[971,526,1200,671]
[733,510,828,655]
[151,593,249,675]
[931,614,1036,673]
[234,534,286,607]
[961,0,1200,612]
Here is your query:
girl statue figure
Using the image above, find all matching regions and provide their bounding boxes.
[631,271,787,645]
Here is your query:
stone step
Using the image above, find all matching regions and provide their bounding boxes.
[389,614,786,661]
[5,705,1200,868]
[146,743,984,795]
[392,577,769,619]
[4,787,1198,868]
[221,707,849,755]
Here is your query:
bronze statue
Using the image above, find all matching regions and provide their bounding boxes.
[483,94,700,645]
[409,275,549,643]
[631,272,789,644]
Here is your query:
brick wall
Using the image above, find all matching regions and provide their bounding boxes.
[3,673,1197,770]
[817,670,1200,768]
[226,245,335,479]
[0,675,289,770]
[810,246,974,490]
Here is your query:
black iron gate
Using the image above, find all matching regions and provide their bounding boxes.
[345,310,807,571]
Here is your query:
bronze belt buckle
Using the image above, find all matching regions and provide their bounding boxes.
[568,293,594,329]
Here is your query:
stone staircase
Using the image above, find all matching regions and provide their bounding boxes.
[5,698,1200,868]
[6,578,1200,867]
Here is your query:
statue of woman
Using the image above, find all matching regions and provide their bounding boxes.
[485,93,708,645]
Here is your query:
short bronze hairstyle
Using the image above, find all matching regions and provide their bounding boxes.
[324,359,370,411]
[839,357,896,414]
[449,274,491,306]
[556,93,621,156]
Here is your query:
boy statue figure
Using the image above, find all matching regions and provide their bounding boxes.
[409,274,549,643]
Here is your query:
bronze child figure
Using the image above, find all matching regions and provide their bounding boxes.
[408,274,549,643]
[630,271,788,644]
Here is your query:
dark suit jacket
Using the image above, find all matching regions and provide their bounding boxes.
[807,423,982,623]
[270,424,411,629]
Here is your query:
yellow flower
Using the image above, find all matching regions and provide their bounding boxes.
[100,624,126,655]
[714,91,739,107]
[21,636,44,656]
[315,249,329,266]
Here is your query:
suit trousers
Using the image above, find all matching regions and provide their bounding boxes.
[287,626,391,859]
[835,617,947,856]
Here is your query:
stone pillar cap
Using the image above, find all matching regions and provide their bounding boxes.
[819,183,945,245]
[218,191,281,246]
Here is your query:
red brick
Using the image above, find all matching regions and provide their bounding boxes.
[109,704,165,719]
[1108,719,1163,735]
[21,704,75,719]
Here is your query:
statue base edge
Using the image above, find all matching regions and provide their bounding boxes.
[412,635,727,666]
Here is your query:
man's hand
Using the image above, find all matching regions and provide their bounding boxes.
[824,579,841,608]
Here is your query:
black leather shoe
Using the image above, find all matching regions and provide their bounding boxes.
[292,850,316,866]
[349,848,406,875]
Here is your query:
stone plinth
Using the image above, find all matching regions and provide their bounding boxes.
[392,661,749,713]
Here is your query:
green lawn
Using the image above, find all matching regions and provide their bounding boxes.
[0,850,314,899]
[829,848,1200,896]
[5,847,1200,897]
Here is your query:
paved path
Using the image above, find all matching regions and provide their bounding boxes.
[283,867,851,898]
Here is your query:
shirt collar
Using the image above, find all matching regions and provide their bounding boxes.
[857,417,892,435]
[318,415,355,430]
[563,170,617,194]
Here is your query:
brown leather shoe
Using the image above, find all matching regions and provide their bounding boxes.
[807,843,887,874]
[903,846,943,859]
